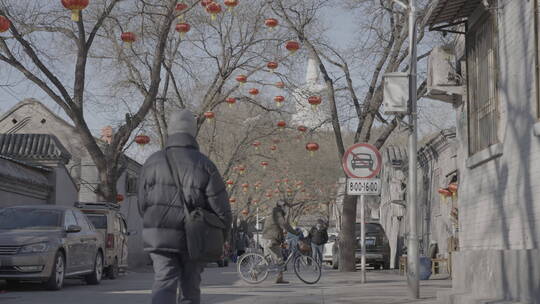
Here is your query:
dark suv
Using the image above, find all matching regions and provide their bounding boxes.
[332,222,390,270]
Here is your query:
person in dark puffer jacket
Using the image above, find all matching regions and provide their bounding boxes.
[138,109,231,304]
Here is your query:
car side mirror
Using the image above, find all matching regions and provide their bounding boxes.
[66,225,82,233]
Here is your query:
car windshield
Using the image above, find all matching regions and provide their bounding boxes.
[355,223,384,236]
[0,208,62,230]
[86,214,107,229]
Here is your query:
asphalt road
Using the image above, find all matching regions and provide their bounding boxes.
[0,264,451,304]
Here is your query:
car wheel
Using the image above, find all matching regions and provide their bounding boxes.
[45,251,65,291]
[107,258,119,280]
[85,251,103,285]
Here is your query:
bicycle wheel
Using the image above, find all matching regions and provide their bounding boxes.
[237,252,269,284]
[293,254,321,284]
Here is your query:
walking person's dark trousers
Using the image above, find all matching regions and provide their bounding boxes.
[150,252,204,304]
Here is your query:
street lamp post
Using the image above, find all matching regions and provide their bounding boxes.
[388,0,419,298]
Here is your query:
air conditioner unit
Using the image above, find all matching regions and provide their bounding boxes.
[383,72,409,114]
[426,46,464,104]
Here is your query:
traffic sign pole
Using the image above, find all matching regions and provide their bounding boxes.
[360,195,366,283]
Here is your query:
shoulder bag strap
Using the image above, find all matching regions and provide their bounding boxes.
[156,148,189,227]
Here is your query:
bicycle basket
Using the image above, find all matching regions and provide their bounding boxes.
[298,240,311,254]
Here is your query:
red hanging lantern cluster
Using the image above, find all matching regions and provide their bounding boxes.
[274,96,285,107]
[121,32,137,45]
[115,194,124,203]
[135,134,150,146]
[204,111,215,120]
[265,18,278,29]
[175,23,191,38]
[249,88,259,96]
[206,2,222,20]
[275,81,285,89]
[285,41,300,53]
[267,61,278,72]
[62,0,89,22]
[308,96,322,110]
[175,2,188,20]
[306,142,320,156]
[0,16,11,33]
[224,0,239,12]
[226,97,236,107]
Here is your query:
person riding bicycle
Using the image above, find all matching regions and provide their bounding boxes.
[261,200,301,284]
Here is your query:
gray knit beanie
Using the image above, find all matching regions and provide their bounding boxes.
[167,109,197,137]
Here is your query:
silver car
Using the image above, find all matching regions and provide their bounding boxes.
[0,205,104,290]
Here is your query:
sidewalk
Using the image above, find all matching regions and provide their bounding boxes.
[202,267,452,304]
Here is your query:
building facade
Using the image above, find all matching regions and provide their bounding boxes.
[427,0,540,302]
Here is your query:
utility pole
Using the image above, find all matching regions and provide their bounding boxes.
[406,0,419,299]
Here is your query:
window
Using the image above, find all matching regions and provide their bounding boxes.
[467,12,500,154]
[126,174,138,194]
[64,211,78,229]
[74,211,92,231]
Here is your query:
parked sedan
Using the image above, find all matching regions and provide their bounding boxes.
[0,206,104,290]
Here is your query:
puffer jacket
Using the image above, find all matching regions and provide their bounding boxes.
[137,133,232,253]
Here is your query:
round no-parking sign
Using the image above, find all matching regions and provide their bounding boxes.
[342,143,382,179]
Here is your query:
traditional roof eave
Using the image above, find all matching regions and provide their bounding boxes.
[427,0,482,31]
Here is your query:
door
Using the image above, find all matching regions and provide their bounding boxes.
[118,216,129,268]
[74,211,98,271]
[64,211,85,273]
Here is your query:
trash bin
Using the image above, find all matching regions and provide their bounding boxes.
[419,256,432,280]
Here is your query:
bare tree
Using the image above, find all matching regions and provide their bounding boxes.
[0,0,178,201]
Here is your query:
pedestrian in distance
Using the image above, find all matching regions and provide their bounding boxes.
[261,200,301,284]
[138,109,232,304]
[309,219,329,266]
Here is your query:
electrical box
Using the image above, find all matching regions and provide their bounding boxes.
[383,72,409,114]
[426,46,463,104]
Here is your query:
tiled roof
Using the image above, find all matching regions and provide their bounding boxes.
[0,134,71,164]
[427,0,482,29]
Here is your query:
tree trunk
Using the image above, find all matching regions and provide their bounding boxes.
[339,195,358,272]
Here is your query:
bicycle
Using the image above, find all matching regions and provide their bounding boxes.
[237,239,322,285]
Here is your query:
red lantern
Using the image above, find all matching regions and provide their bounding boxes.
[286,188,293,196]
[274,96,285,107]
[265,18,278,29]
[236,75,247,84]
[274,188,280,194]
[175,2,188,20]
[270,145,278,152]
[229,197,236,203]
[266,192,273,198]
[297,125,308,133]
[306,142,319,156]
[267,61,278,72]
[135,135,150,146]
[206,2,222,20]
[121,32,136,44]
[204,111,215,120]
[225,97,236,107]
[275,81,285,89]
[224,0,238,12]
[308,96,322,110]
[226,179,234,188]
[238,165,246,174]
[277,121,287,129]
[242,183,249,192]
[283,178,289,184]
[175,23,190,37]
[251,141,262,150]
[261,161,269,169]
[115,194,124,203]
[0,16,11,33]
[285,41,300,53]
[249,88,259,96]
[201,0,213,6]
[438,188,452,197]
[241,209,249,216]
[61,0,89,22]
